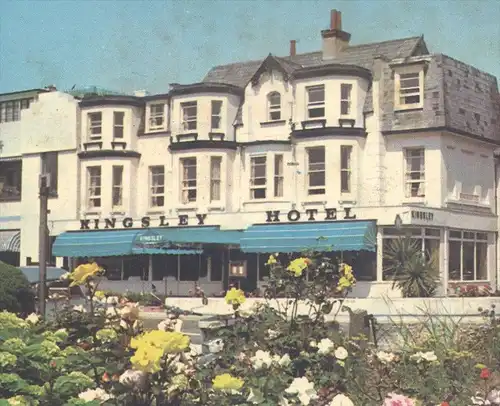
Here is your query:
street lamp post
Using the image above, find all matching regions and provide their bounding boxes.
[38,174,50,317]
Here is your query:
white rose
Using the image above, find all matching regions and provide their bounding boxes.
[106,296,119,305]
[421,351,437,362]
[376,351,396,364]
[119,369,148,390]
[207,339,224,354]
[72,305,86,313]
[26,313,40,325]
[309,340,317,348]
[278,353,291,367]
[317,338,335,355]
[334,346,348,360]
[250,350,274,370]
[330,393,354,406]
[267,329,279,339]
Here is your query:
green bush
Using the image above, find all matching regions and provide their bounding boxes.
[0,261,35,315]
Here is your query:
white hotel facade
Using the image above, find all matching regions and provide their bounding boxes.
[1,10,499,297]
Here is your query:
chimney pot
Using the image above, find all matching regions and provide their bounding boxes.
[331,9,338,30]
[336,11,342,31]
[290,40,297,57]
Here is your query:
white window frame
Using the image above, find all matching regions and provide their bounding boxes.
[382,227,441,281]
[268,92,281,121]
[395,67,424,110]
[209,156,222,202]
[448,230,489,282]
[306,85,325,119]
[112,165,123,208]
[306,147,326,195]
[340,83,352,116]
[149,103,165,131]
[149,166,165,207]
[180,157,197,203]
[211,100,223,130]
[404,148,425,198]
[340,145,352,193]
[87,166,101,209]
[274,154,284,198]
[88,112,102,140]
[181,102,197,131]
[113,112,124,139]
[250,155,267,200]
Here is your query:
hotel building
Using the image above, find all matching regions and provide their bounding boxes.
[1,11,499,297]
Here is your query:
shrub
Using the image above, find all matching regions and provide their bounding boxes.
[0,261,35,315]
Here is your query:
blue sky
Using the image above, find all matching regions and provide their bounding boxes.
[0,0,499,95]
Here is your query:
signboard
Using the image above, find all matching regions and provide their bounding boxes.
[411,210,434,222]
[133,230,169,250]
[265,207,356,223]
[80,213,207,230]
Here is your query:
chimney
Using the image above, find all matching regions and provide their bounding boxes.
[45,84,57,92]
[290,40,297,57]
[321,9,351,60]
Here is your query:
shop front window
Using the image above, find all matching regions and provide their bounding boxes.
[448,230,488,281]
[382,227,441,281]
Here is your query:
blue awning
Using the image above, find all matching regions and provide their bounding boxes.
[240,221,377,253]
[19,266,67,284]
[52,226,242,258]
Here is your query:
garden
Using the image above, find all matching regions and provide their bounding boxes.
[0,250,499,406]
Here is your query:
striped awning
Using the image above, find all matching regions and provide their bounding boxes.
[0,230,20,252]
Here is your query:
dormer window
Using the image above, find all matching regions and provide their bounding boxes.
[149,103,165,130]
[307,85,325,118]
[395,67,424,110]
[268,92,281,121]
[181,101,197,131]
[88,112,102,140]
[211,100,222,130]
[340,84,352,115]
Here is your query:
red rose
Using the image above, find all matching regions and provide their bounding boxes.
[49,360,57,368]
[441,402,450,406]
[480,368,491,379]
[102,372,110,382]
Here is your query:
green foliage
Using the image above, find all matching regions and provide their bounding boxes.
[383,237,439,297]
[0,261,35,315]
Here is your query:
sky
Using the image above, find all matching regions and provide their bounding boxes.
[0,0,499,95]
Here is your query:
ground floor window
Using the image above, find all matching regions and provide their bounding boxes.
[448,230,488,281]
[382,227,440,281]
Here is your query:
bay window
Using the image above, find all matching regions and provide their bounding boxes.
[149,104,165,130]
[211,101,222,130]
[250,156,266,199]
[88,112,102,140]
[181,102,197,131]
[274,154,284,198]
[180,158,197,203]
[340,84,352,116]
[87,166,101,209]
[113,112,124,138]
[340,145,352,193]
[307,147,325,195]
[149,166,165,207]
[404,148,425,198]
[112,166,123,207]
[306,85,325,118]
[210,156,222,202]
[448,230,488,281]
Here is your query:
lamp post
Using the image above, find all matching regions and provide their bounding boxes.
[38,174,50,317]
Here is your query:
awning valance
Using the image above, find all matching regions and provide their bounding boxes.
[52,226,243,258]
[240,221,377,253]
[0,230,20,252]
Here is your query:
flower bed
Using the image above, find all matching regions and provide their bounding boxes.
[0,257,499,405]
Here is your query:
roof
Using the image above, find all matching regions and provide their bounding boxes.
[203,36,425,88]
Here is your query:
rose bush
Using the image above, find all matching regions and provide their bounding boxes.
[0,256,498,405]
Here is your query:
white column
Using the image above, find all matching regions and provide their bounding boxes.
[442,228,449,296]
[376,227,383,281]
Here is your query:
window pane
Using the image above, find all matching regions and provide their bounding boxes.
[269,92,280,107]
[308,107,325,118]
[211,100,222,115]
[462,241,475,280]
[425,228,440,237]
[309,172,325,187]
[341,146,351,169]
[449,230,462,239]
[424,238,440,262]
[341,171,350,193]
[308,86,325,103]
[308,148,325,164]
[448,240,461,280]
[475,242,487,280]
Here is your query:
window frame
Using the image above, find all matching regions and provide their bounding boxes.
[395,67,424,110]
[274,154,284,198]
[111,165,123,208]
[87,166,102,209]
[306,85,325,119]
[340,145,352,193]
[181,101,197,131]
[267,92,281,121]
[448,230,489,282]
[306,147,326,196]
[250,155,267,200]
[340,83,353,116]
[149,103,165,131]
[211,100,223,130]
[210,156,222,202]
[149,165,165,208]
[88,112,103,140]
[113,111,124,139]
[180,157,197,204]
[404,147,425,198]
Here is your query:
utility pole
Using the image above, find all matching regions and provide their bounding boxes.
[38,174,50,317]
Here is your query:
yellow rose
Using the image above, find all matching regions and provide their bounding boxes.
[224,288,246,305]
[69,263,102,286]
[286,257,310,277]
[212,373,244,391]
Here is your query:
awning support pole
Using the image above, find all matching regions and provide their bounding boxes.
[148,255,153,284]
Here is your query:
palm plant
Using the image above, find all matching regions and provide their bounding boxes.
[383,236,439,297]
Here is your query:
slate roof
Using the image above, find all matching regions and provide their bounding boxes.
[203,36,425,88]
